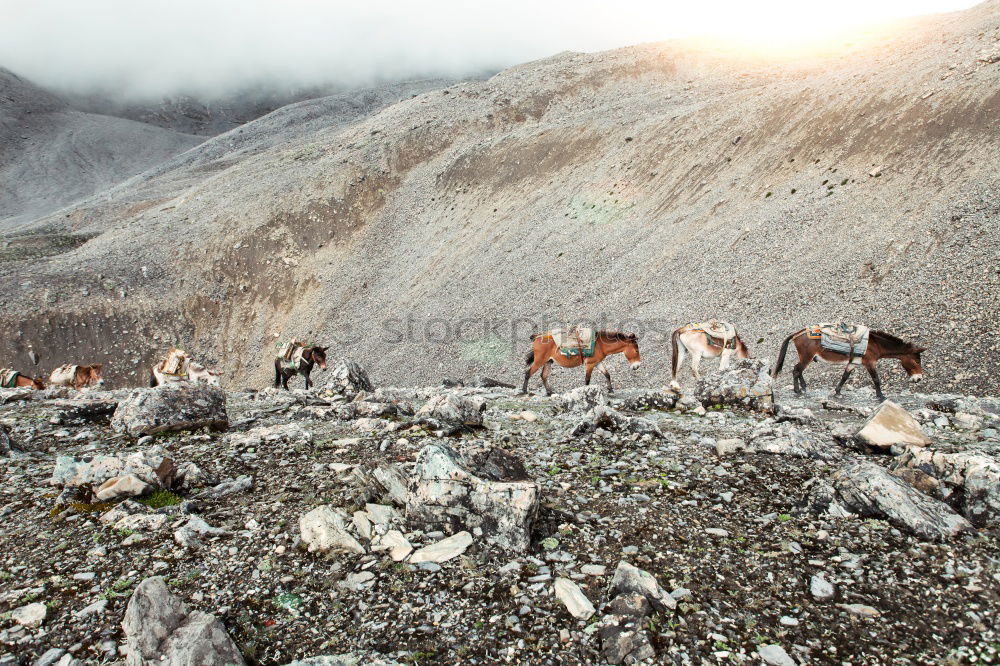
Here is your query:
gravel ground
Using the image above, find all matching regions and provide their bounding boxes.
[1,379,997,665]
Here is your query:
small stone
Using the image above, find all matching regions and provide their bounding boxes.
[409,531,473,563]
[810,574,835,600]
[704,528,729,537]
[759,643,796,666]
[553,578,596,620]
[839,603,880,617]
[580,564,606,577]
[11,602,46,628]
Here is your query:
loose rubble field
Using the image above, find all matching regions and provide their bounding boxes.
[0,362,998,665]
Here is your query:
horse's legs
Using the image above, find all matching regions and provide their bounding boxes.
[834,365,855,396]
[690,349,704,379]
[274,360,282,388]
[584,360,595,386]
[792,361,809,395]
[597,362,613,392]
[522,358,545,393]
[719,347,734,371]
[865,362,885,401]
[540,361,554,396]
[304,368,312,390]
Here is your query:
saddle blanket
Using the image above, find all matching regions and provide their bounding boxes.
[687,320,738,349]
[810,322,870,358]
[550,327,596,358]
[159,348,190,378]
[0,368,20,388]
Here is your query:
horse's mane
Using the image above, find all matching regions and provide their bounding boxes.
[870,330,919,352]
[597,330,638,343]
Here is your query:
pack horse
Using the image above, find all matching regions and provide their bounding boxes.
[274,340,328,390]
[771,322,924,401]
[0,368,44,390]
[669,320,749,390]
[150,348,221,387]
[48,364,104,391]
[523,327,640,394]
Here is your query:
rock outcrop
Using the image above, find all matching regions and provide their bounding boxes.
[695,359,774,413]
[111,384,228,438]
[891,446,1000,527]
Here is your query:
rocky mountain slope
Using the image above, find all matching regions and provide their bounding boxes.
[0,69,203,228]
[0,3,997,396]
[0,363,997,664]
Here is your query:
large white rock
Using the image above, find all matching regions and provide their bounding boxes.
[409,531,473,563]
[11,602,46,628]
[51,446,171,490]
[95,474,151,501]
[891,446,1000,527]
[759,644,797,666]
[415,393,485,426]
[300,506,365,555]
[371,530,414,562]
[856,401,930,449]
[111,384,228,438]
[558,385,609,412]
[695,358,773,412]
[406,444,538,551]
[610,561,676,611]
[325,359,374,396]
[806,461,972,540]
[122,576,245,666]
[553,578,596,620]
[810,574,835,600]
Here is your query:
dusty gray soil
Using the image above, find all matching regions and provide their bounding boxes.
[0,380,997,665]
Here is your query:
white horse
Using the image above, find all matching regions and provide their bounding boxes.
[150,349,221,387]
[669,320,750,390]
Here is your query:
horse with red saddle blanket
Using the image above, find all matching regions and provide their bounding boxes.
[771,322,924,401]
[522,327,640,395]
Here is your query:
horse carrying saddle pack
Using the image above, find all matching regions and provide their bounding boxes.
[687,320,738,349]
[276,340,308,370]
[808,322,870,358]
[550,327,597,358]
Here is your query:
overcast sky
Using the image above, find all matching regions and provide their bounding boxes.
[0,0,980,99]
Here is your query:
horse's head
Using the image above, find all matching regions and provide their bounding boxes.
[623,333,641,371]
[87,364,105,388]
[312,346,328,370]
[901,347,926,383]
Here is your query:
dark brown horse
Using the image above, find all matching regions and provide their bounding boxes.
[274,346,328,390]
[772,328,924,401]
[522,330,640,395]
[1,369,44,390]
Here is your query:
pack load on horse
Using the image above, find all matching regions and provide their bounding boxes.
[0,368,44,390]
[772,322,924,401]
[149,347,221,387]
[49,364,104,391]
[523,326,640,395]
[274,339,328,390]
[669,319,750,390]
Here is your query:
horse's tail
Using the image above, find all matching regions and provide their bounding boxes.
[524,347,534,365]
[671,328,681,380]
[148,368,157,387]
[772,330,801,377]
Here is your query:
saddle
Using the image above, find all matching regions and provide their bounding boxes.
[549,327,597,358]
[808,322,870,358]
[0,368,20,388]
[160,347,189,378]
[277,340,308,370]
[50,364,78,384]
[686,320,738,349]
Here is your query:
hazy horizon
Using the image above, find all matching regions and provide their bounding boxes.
[0,0,981,100]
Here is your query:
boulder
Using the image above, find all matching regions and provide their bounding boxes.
[11,602,46,628]
[227,423,311,448]
[749,423,841,461]
[715,438,746,457]
[415,393,485,427]
[804,461,972,540]
[174,516,229,550]
[856,401,930,450]
[617,389,678,411]
[325,359,374,396]
[598,624,656,665]
[406,444,539,551]
[891,447,1000,527]
[51,447,174,503]
[95,474,151,501]
[300,506,365,555]
[558,385,609,412]
[111,384,228,438]
[409,531,473,563]
[0,423,15,456]
[695,358,773,412]
[610,561,676,611]
[759,644,797,666]
[553,578,596,620]
[570,405,662,438]
[122,576,245,666]
[370,530,413,561]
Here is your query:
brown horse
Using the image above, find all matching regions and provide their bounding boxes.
[522,330,640,395]
[49,364,104,390]
[0,369,44,390]
[772,328,924,401]
[669,320,750,390]
[274,346,328,390]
